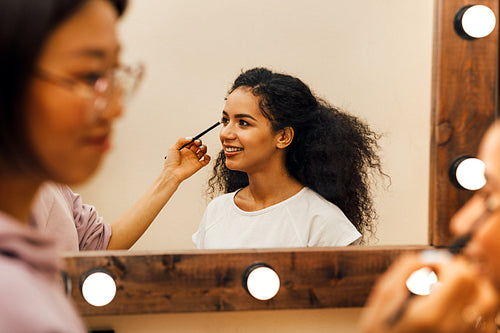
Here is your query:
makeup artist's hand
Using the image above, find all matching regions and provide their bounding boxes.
[163,137,211,183]
[106,137,211,249]
[358,254,499,333]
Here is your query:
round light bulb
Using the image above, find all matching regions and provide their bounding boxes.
[244,265,280,301]
[455,158,486,191]
[81,270,117,307]
[460,5,496,38]
[406,267,438,296]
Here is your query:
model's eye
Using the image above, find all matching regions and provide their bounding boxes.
[221,116,229,125]
[239,120,250,126]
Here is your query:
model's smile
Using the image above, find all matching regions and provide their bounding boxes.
[224,146,243,153]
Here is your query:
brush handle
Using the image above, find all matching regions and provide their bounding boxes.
[164,121,221,159]
[178,121,221,151]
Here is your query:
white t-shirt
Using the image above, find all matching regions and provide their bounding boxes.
[192,187,361,249]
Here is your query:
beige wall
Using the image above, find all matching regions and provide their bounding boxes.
[76,0,433,331]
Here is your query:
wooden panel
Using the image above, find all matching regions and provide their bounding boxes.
[429,0,498,246]
[63,246,427,316]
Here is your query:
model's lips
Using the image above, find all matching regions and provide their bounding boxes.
[223,145,243,157]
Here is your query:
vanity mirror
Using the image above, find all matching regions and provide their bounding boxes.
[63,0,498,315]
[76,0,433,249]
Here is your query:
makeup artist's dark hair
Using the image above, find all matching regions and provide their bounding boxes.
[208,67,386,243]
[0,0,127,174]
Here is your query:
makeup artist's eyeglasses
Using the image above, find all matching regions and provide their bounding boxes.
[35,63,144,119]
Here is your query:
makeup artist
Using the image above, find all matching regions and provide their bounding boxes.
[28,25,211,252]
[358,121,500,332]
[31,135,209,251]
[0,0,210,330]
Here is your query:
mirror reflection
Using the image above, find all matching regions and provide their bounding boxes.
[73,0,433,251]
[193,67,383,248]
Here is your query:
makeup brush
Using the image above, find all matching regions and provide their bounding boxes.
[164,121,221,159]
[178,121,221,151]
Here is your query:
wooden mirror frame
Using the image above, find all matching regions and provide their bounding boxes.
[63,0,498,316]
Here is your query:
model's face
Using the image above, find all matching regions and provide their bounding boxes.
[451,124,500,292]
[219,87,283,174]
[24,0,122,184]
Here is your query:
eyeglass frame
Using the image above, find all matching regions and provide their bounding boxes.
[34,63,144,115]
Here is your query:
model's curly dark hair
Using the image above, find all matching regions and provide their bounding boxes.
[208,67,386,243]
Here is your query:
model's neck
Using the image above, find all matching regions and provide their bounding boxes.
[0,173,41,224]
[239,166,303,210]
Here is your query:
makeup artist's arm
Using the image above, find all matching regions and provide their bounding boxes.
[358,254,498,333]
[106,137,211,250]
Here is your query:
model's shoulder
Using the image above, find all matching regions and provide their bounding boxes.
[207,191,238,207]
[299,188,345,214]
[300,188,332,205]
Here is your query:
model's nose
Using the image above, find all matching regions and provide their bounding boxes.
[220,122,236,140]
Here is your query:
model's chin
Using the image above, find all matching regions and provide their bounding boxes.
[224,161,242,172]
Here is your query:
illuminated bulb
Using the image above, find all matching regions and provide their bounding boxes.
[406,267,438,296]
[455,157,486,190]
[456,5,496,39]
[81,270,116,307]
[243,264,280,301]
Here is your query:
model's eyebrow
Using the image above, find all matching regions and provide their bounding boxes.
[222,110,257,121]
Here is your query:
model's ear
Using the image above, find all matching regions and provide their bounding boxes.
[276,127,294,149]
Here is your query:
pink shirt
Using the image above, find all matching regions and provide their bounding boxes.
[0,211,86,332]
[31,182,111,252]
